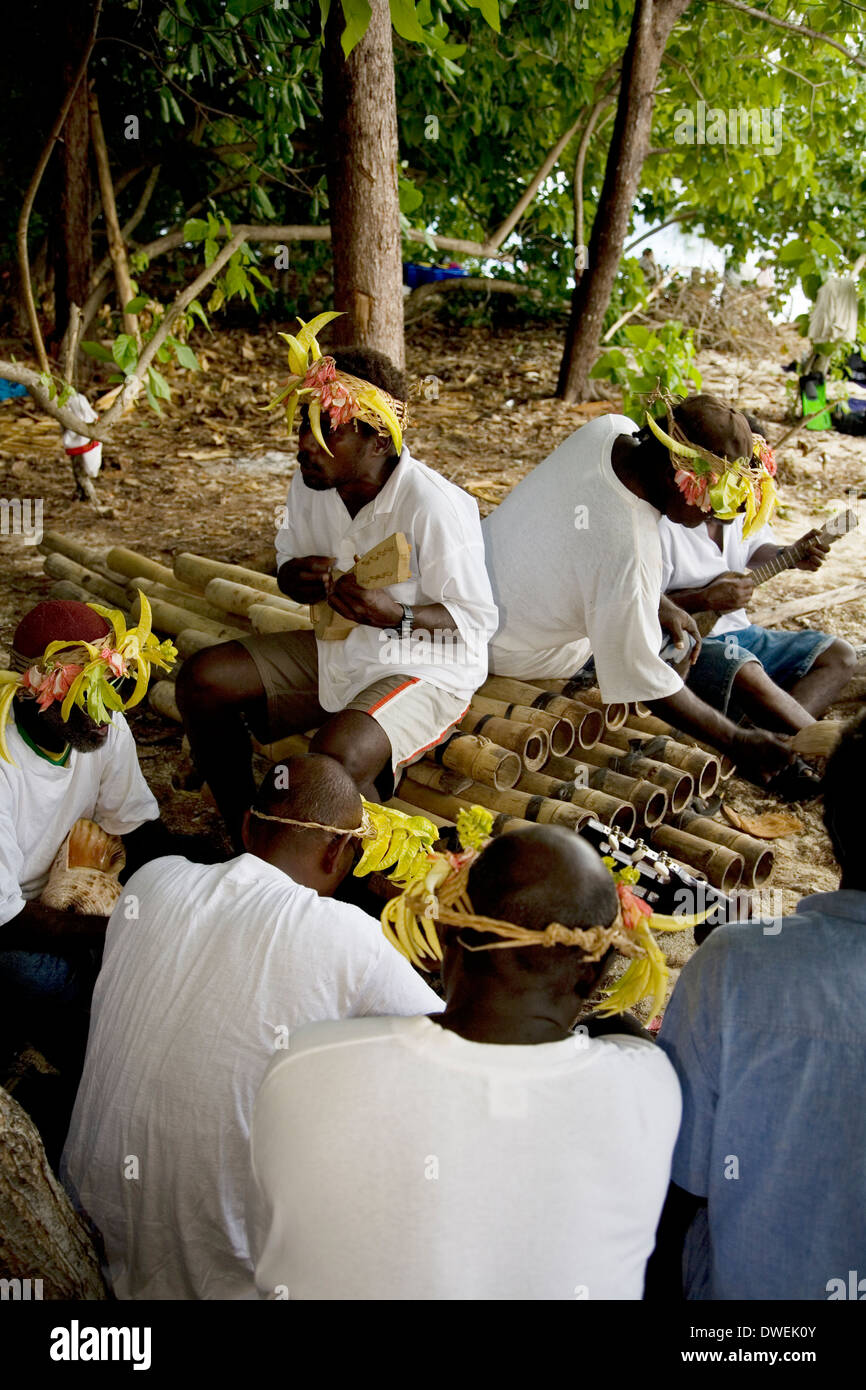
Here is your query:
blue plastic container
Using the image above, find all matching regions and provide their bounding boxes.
[403,263,469,289]
[0,379,28,401]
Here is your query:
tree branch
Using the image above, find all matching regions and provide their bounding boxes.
[574,97,616,258]
[16,0,103,372]
[711,0,866,68]
[623,211,701,253]
[89,89,140,346]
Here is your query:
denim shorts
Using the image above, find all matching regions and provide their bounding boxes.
[687,625,835,715]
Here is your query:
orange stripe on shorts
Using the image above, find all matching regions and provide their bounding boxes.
[398,699,472,765]
[365,677,420,715]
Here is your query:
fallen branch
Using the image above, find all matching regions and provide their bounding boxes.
[755,581,866,627]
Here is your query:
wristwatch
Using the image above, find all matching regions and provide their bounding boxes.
[399,603,414,634]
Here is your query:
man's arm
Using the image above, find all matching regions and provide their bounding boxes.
[667,572,755,615]
[644,1181,707,1300]
[0,899,108,951]
[647,685,792,782]
[324,576,458,634]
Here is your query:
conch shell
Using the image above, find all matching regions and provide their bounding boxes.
[40,818,126,915]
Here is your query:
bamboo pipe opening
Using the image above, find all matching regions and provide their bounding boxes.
[636,785,668,828]
[549,718,575,757]
[749,849,775,889]
[575,707,604,748]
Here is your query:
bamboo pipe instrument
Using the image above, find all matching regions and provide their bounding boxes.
[149,680,181,724]
[628,708,737,780]
[479,677,603,748]
[387,796,454,829]
[514,769,636,835]
[249,603,314,634]
[108,546,184,590]
[559,741,694,811]
[677,813,775,888]
[459,711,549,771]
[446,779,596,832]
[468,695,575,756]
[402,763,473,795]
[129,594,246,644]
[135,578,236,627]
[433,733,522,791]
[173,551,283,598]
[48,579,130,612]
[204,577,308,621]
[253,732,312,762]
[626,710,673,736]
[39,532,129,586]
[533,681,629,729]
[42,552,130,608]
[543,754,669,828]
[398,777,527,837]
[601,727,721,798]
[651,825,744,892]
[175,628,239,659]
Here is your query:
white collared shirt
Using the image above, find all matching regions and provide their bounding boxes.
[61,852,443,1300]
[0,710,157,925]
[658,514,777,635]
[275,448,498,709]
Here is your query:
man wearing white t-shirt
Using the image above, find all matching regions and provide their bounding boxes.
[178,345,497,849]
[482,395,798,792]
[62,754,442,1300]
[659,509,855,731]
[248,824,681,1301]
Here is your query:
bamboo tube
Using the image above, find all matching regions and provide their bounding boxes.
[204,577,307,621]
[718,755,736,781]
[603,727,721,798]
[514,769,636,835]
[40,532,129,586]
[387,796,453,829]
[452,780,596,832]
[135,578,235,627]
[49,579,127,610]
[173,552,282,598]
[42,552,129,607]
[632,701,652,718]
[469,695,575,756]
[108,546,182,590]
[626,711,673,736]
[149,680,181,724]
[129,594,246,643]
[678,814,775,889]
[459,712,549,771]
[400,778,514,831]
[651,825,744,892]
[249,603,314,634]
[254,733,312,762]
[542,754,669,829]
[560,741,694,811]
[480,677,603,748]
[542,683,628,729]
[435,733,521,791]
[403,763,473,795]
[175,628,234,659]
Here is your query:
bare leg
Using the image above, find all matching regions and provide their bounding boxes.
[309,710,392,800]
[729,660,815,733]
[176,642,272,852]
[788,639,857,717]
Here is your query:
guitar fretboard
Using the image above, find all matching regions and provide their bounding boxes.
[749,508,858,588]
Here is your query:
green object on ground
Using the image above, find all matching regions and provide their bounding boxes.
[802,377,832,430]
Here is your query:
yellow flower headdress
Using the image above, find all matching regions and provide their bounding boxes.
[645,390,778,538]
[0,591,177,764]
[356,802,705,1021]
[269,311,408,457]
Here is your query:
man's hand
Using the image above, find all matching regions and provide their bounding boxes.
[278,555,336,605]
[795,528,830,572]
[702,570,755,612]
[730,727,794,784]
[658,595,702,666]
[326,572,403,629]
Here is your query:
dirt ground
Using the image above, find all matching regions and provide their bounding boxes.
[1,316,864,914]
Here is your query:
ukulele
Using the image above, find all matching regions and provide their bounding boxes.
[694,507,860,637]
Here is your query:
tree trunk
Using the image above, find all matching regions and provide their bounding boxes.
[0,1086,107,1299]
[54,0,93,349]
[322,0,404,367]
[557,0,692,402]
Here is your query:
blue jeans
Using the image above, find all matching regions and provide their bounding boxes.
[688,625,834,715]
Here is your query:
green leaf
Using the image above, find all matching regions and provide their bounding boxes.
[464,0,500,32]
[204,238,219,267]
[147,366,172,401]
[112,335,138,371]
[183,219,209,243]
[338,0,372,57]
[125,296,147,314]
[173,343,199,371]
[81,341,113,362]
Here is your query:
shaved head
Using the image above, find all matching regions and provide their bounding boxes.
[672,393,753,464]
[460,825,619,982]
[249,753,363,852]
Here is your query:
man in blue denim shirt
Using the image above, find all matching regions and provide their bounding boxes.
[649,713,866,1300]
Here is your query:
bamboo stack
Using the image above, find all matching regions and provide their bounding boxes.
[32,535,777,894]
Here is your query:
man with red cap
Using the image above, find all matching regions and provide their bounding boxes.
[0,598,178,1098]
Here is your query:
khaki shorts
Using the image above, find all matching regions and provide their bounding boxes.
[238,629,470,774]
